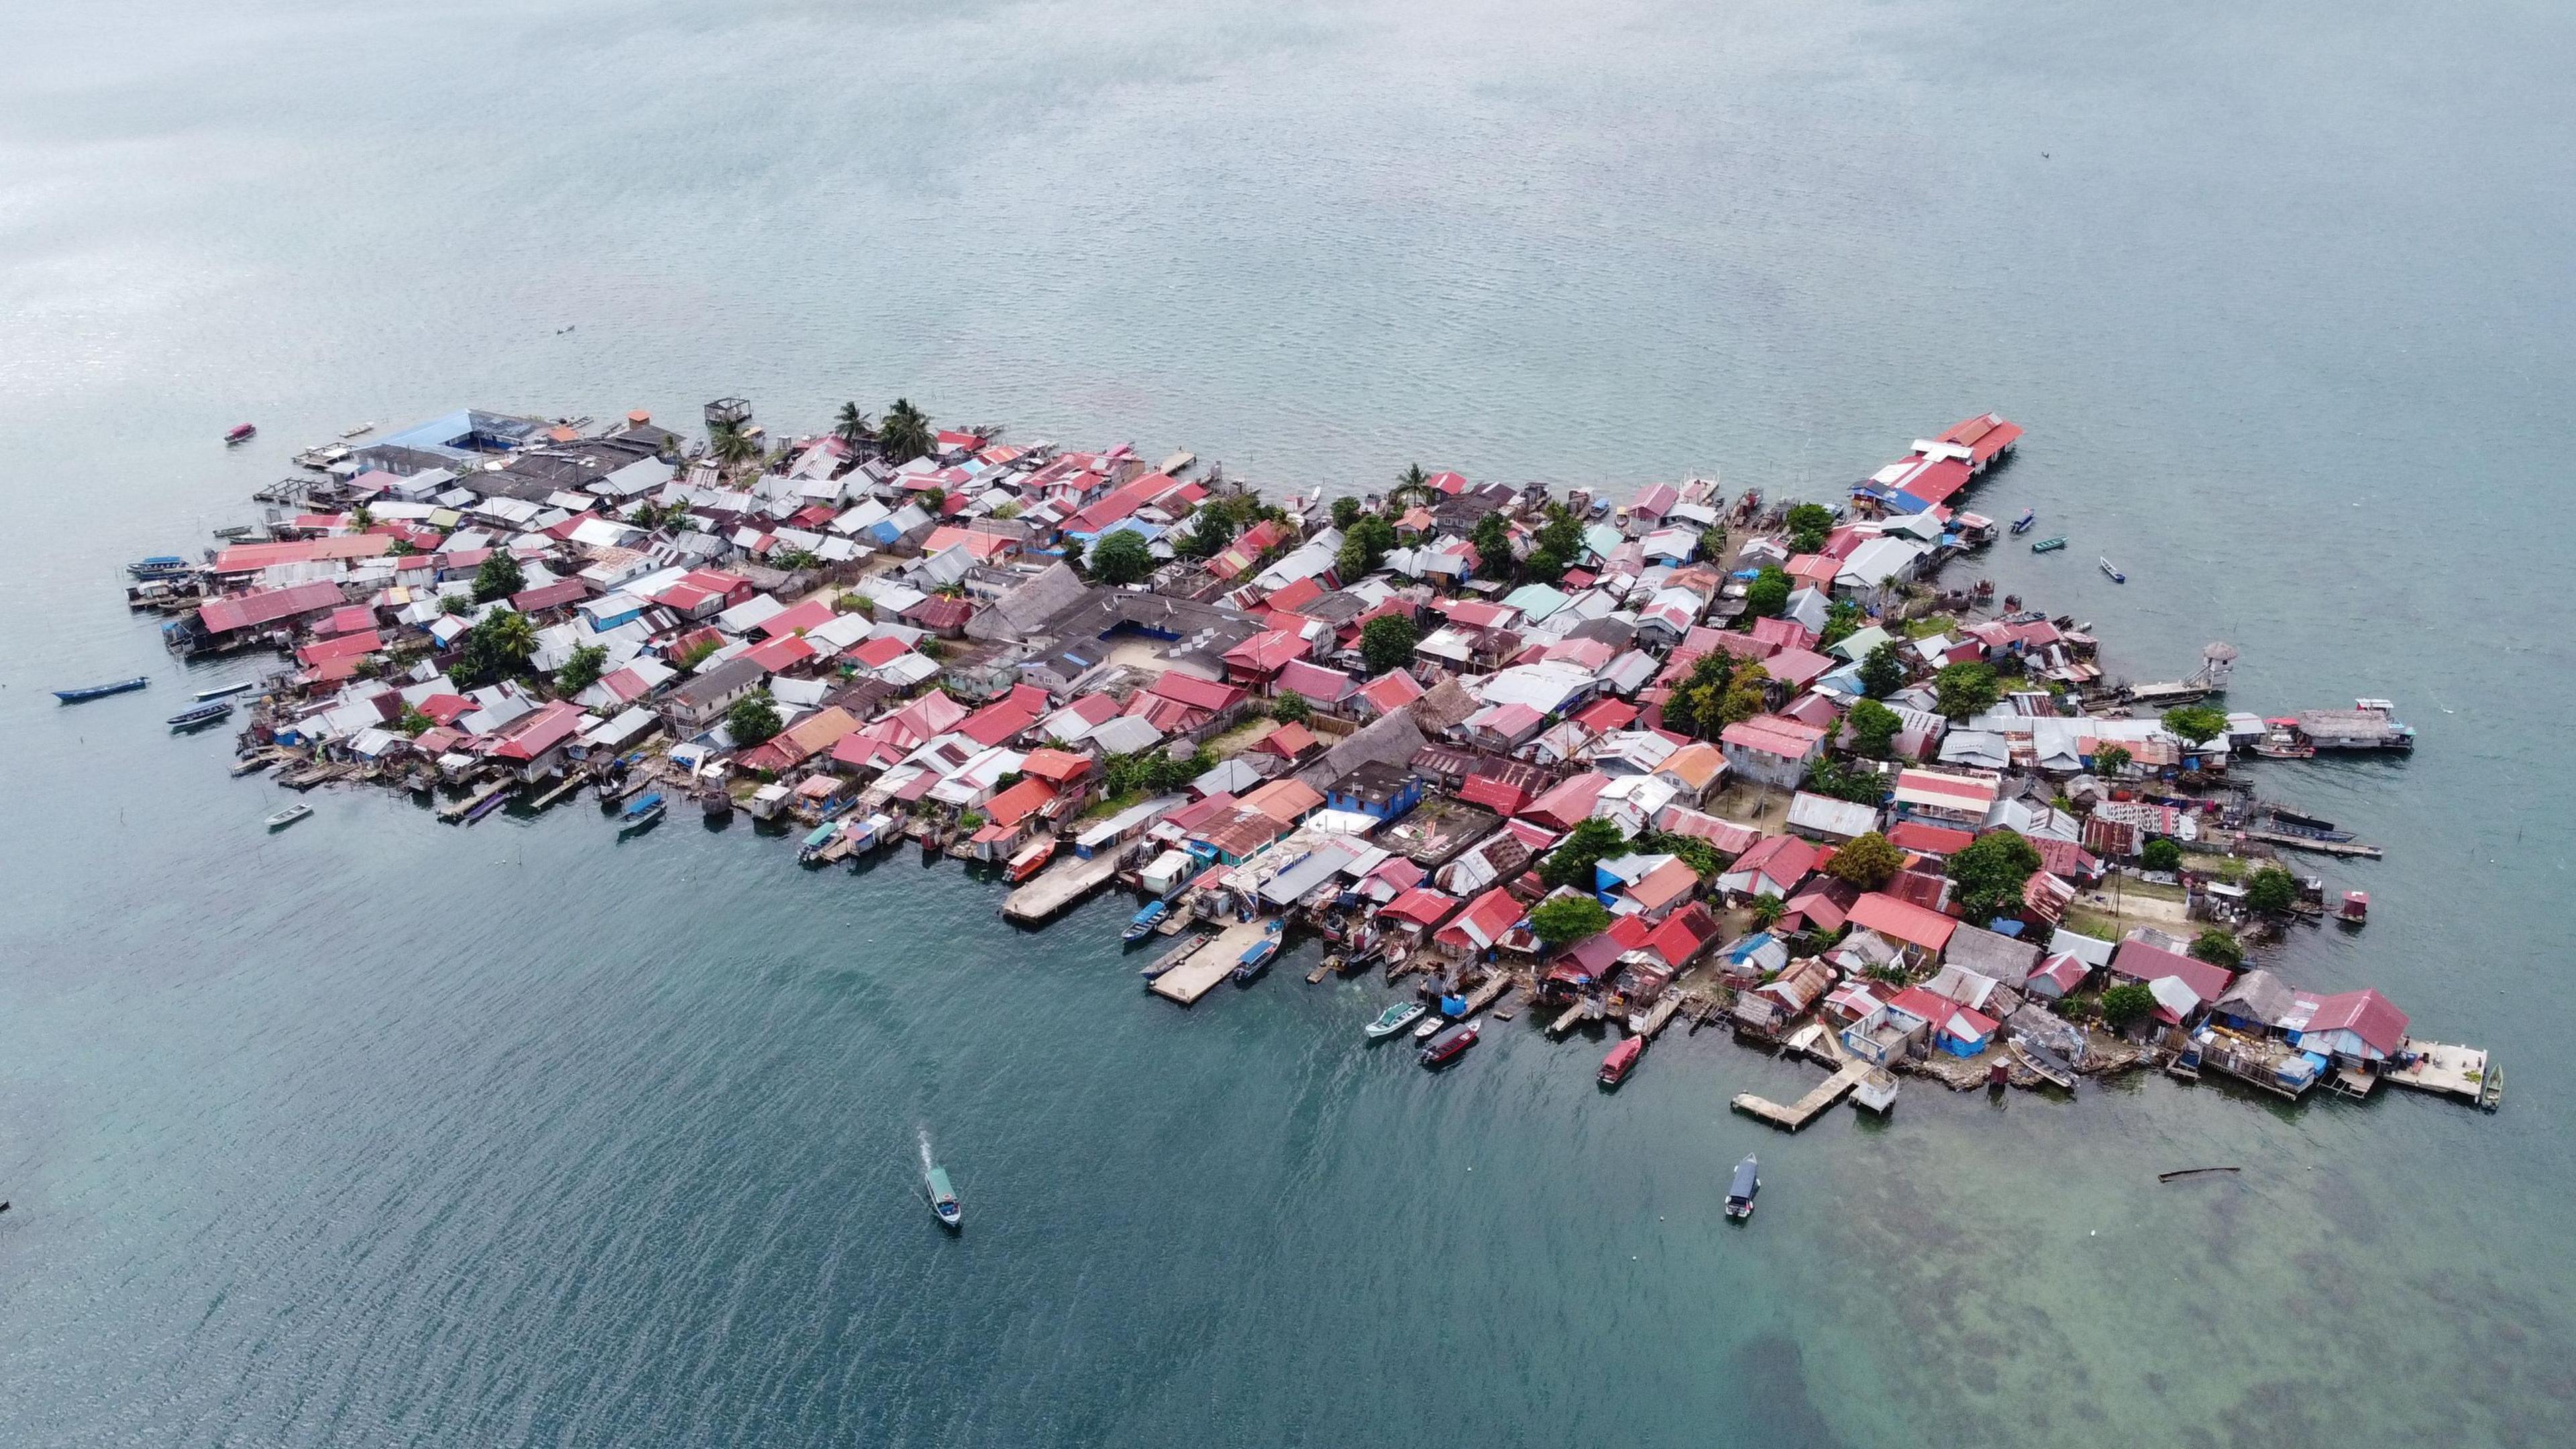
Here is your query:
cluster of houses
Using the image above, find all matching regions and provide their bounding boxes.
[154,399,2470,1108]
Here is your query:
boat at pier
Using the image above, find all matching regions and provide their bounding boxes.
[2010,508,2035,535]
[2099,557,2126,583]
[925,1164,962,1231]
[1122,901,1169,945]
[193,681,257,701]
[1006,838,1057,884]
[1724,1155,1761,1220]
[1366,1002,1426,1040]
[264,803,312,830]
[1599,1035,1644,1086]
[166,700,233,730]
[54,676,150,703]
[2029,536,2065,553]
[798,820,840,863]
[127,555,193,579]
[618,792,666,833]
[224,423,256,445]
[1232,920,1283,983]
[1419,1021,1480,1069]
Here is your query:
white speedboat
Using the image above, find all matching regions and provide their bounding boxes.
[1365,1002,1426,1040]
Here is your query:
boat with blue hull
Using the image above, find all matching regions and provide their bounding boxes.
[1232,920,1283,984]
[618,791,666,833]
[55,676,150,703]
[127,555,194,580]
[2010,508,2035,535]
[1122,901,1169,945]
[166,700,233,730]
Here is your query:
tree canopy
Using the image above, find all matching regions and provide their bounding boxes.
[727,693,782,747]
[1846,697,1902,759]
[1825,830,1905,890]
[555,642,608,694]
[877,398,933,464]
[2245,864,2300,914]
[1269,690,1311,724]
[1089,529,1155,586]
[1468,513,1515,576]
[1537,818,1628,891]
[1742,565,1791,620]
[1529,896,1611,948]
[2190,928,2245,971]
[833,401,873,446]
[1802,757,1887,807]
[2161,705,2229,746]
[2100,981,2157,1031]
[2093,743,2132,779]
[1933,660,2002,719]
[2140,837,2183,871]
[1857,640,1908,700]
[457,608,536,686]
[472,550,525,602]
[1784,502,1835,555]
[1947,828,2041,922]
[1330,495,1363,529]
[1360,614,1419,676]
[1336,513,1397,582]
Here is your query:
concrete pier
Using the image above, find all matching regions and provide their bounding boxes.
[1731,1061,1872,1132]
[1150,920,1273,1005]
[1002,853,1120,923]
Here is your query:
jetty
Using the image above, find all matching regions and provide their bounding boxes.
[439,779,515,823]
[2386,1039,2504,1110]
[1150,920,1275,1006]
[1732,1060,1874,1132]
[2241,828,2384,859]
[1002,852,1120,923]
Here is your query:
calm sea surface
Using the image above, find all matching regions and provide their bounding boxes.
[5,1,2575,1444]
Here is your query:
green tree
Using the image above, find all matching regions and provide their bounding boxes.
[1717,664,1770,726]
[2100,981,2157,1032]
[708,424,764,473]
[1538,818,1629,892]
[2140,837,2182,871]
[2161,706,2229,747]
[458,608,536,685]
[2190,928,2245,971]
[1858,640,1908,700]
[1270,690,1311,724]
[556,642,608,694]
[1637,830,1722,878]
[727,692,782,747]
[472,550,525,602]
[1825,830,1906,890]
[1335,513,1397,581]
[1697,525,1728,564]
[1360,614,1419,675]
[1749,894,1786,928]
[834,401,873,447]
[348,504,375,531]
[1090,528,1155,586]
[1742,565,1791,620]
[2094,743,2132,780]
[1803,757,1887,807]
[1331,495,1363,529]
[1820,598,1864,649]
[2245,864,2300,914]
[877,397,934,464]
[1948,828,2041,923]
[1933,660,2002,719]
[1392,462,1433,508]
[397,706,433,737]
[1468,513,1514,575]
[1846,697,1902,759]
[1784,502,1835,555]
[1529,896,1611,948]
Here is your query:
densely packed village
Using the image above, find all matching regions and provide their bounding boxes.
[122,397,2499,1126]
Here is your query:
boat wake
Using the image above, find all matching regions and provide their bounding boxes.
[917,1126,936,1179]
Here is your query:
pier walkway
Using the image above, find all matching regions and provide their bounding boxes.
[1002,853,1120,923]
[1150,920,1273,1006]
[1732,1061,1872,1132]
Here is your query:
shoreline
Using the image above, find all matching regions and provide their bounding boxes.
[100,398,2495,1122]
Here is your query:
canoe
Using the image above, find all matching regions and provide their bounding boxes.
[55,676,150,703]
[167,700,233,729]
[2029,537,2066,553]
[265,804,313,830]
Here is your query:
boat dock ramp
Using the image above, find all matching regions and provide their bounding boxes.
[1150,919,1275,1005]
[1002,853,1121,923]
[1732,1060,1879,1132]
[2241,828,2385,859]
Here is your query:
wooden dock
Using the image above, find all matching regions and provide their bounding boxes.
[528,773,588,812]
[1631,991,1684,1041]
[1456,973,1513,1020]
[438,778,515,823]
[1731,1061,1872,1132]
[2241,828,2384,859]
[1002,853,1122,923]
[1547,1000,1591,1037]
[1150,920,1273,1006]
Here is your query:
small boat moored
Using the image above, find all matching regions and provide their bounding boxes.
[926,1165,963,1231]
[619,791,667,833]
[265,803,313,830]
[1419,1020,1480,1069]
[2010,508,2035,535]
[2099,557,2127,583]
[127,555,194,580]
[1724,1154,1761,1220]
[1232,920,1283,984]
[2029,536,2066,553]
[1006,837,1057,884]
[224,423,257,445]
[193,680,258,701]
[166,700,233,730]
[1122,900,1169,945]
[798,819,841,863]
[1365,1001,1427,1040]
[55,676,151,704]
[1599,1035,1645,1087]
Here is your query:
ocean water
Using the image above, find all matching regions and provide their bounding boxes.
[5,1,2575,1444]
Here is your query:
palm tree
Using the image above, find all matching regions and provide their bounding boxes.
[709,425,764,474]
[879,398,934,464]
[348,504,375,531]
[483,608,537,667]
[834,401,873,447]
[1390,462,1433,510]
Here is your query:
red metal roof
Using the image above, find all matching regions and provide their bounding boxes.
[197,580,345,635]
[742,634,817,673]
[1847,892,1958,953]
[511,579,590,613]
[2295,987,2409,1056]
[1146,670,1244,712]
[981,777,1058,829]
[296,629,381,665]
[485,701,586,761]
[1437,886,1525,951]
[1886,821,1976,859]
[2110,940,2233,1004]
[1381,887,1460,927]
[757,598,837,638]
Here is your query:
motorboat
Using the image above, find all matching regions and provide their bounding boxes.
[1006,838,1057,883]
[619,792,666,833]
[265,803,313,830]
[166,700,233,730]
[54,676,150,703]
[2099,557,2126,583]
[127,555,193,580]
[225,423,257,445]
[2010,508,2035,535]
[1365,1002,1426,1040]
[1232,920,1283,984]
[1599,1036,1645,1086]
[1419,1021,1480,1069]
[1412,1011,1447,1041]
[1724,1155,1761,1220]
[798,820,841,863]
[926,1165,962,1231]
[193,681,258,701]
[1122,901,1169,945]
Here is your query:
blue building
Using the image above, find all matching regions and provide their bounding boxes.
[1324,761,1422,822]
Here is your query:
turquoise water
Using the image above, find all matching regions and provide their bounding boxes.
[5,1,2575,1444]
